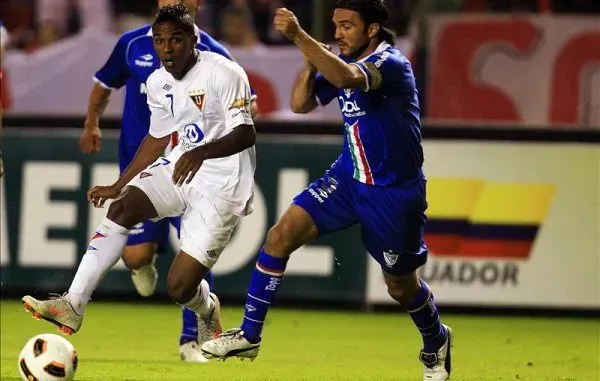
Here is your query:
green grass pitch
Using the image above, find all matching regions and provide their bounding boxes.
[1,300,598,380]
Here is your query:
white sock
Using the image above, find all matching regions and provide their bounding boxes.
[180,279,214,317]
[66,218,129,314]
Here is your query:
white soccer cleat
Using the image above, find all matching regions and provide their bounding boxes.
[179,341,210,363]
[130,255,158,297]
[197,293,223,344]
[201,328,260,361]
[22,294,83,335]
[420,324,453,381]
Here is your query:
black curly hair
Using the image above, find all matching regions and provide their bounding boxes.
[334,0,396,45]
[152,3,195,36]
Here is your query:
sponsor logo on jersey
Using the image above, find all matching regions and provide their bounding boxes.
[129,222,145,235]
[229,98,249,110]
[183,123,204,144]
[374,51,390,68]
[134,54,154,67]
[339,89,366,117]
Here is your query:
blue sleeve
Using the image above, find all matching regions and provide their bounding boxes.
[197,30,257,98]
[94,34,130,89]
[314,73,338,106]
[352,51,412,93]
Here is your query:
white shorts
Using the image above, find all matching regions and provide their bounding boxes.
[127,157,240,269]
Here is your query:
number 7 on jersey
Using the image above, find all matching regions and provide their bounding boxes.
[166,94,174,116]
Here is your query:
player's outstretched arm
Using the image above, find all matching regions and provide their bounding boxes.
[274,8,366,90]
[116,135,171,189]
[88,135,170,208]
[80,82,112,154]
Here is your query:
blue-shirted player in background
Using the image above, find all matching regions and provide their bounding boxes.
[79,0,258,363]
[202,1,453,379]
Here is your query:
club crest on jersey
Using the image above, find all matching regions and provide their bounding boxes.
[188,90,206,111]
[383,250,399,267]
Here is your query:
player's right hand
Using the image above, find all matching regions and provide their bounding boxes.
[80,123,102,153]
[87,185,121,208]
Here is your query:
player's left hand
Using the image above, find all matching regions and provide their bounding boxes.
[87,184,121,208]
[274,8,302,41]
[172,149,206,186]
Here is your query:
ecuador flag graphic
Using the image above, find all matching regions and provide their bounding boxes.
[425,179,555,259]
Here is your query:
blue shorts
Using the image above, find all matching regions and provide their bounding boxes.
[127,217,181,251]
[120,143,181,250]
[293,165,428,275]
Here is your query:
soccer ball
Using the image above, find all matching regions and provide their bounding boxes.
[18,334,78,381]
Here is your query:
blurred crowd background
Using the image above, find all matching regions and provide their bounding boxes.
[1,0,599,52]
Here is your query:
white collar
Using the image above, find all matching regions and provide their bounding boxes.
[357,41,391,62]
[146,24,201,38]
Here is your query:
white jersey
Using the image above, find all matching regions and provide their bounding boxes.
[146,50,255,215]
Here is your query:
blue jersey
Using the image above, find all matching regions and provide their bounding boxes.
[314,42,423,187]
[94,24,237,171]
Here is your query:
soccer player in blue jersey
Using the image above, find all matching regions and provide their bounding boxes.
[78,0,258,362]
[202,1,453,379]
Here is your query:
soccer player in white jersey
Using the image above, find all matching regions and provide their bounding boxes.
[21,4,256,352]
[81,0,258,362]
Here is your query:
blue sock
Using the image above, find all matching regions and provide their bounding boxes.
[240,248,288,344]
[179,271,214,345]
[204,270,214,290]
[180,307,198,345]
[404,279,447,353]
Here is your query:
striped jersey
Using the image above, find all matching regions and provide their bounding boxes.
[314,42,424,186]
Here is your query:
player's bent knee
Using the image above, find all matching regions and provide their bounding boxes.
[122,245,155,270]
[264,205,317,256]
[106,198,126,222]
[106,187,158,229]
[384,272,420,305]
[387,284,410,304]
[106,198,141,229]
[265,222,298,257]
[167,278,193,304]
[166,273,196,304]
